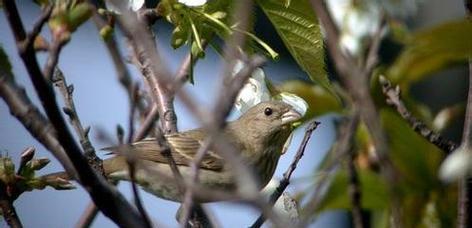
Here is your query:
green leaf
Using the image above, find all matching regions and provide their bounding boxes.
[380,109,443,191]
[0,45,13,77]
[278,80,342,119]
[257,0,331,94]
[68,3,93,31]
[188,15,204,53]
[316,169,389,212]
[387,19,472,87]
[171,24,190,49]
[233,28,279,60]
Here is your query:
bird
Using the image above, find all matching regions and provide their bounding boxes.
[49,101,302,202]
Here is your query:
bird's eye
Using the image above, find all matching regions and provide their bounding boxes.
[264,107,273,116]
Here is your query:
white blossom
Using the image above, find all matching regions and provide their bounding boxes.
[279,92,308,117]
[325,0,419,55]
[233,61,271,113]
[106,0,144,13]
[178,0,208,7]
[326,0,381,55]
[233,61,308,118]
[439,145,472,182]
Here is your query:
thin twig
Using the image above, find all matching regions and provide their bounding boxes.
[133,105,158,141]
[309,1,398,224]
[43,41,65,81]
[127,159,153,228]
[458,60,472,228]
[2,1,148,226]
[363,15,386,78]
[458,1,472,224]
[179,138,213,227]
[0,70,77,179]
[52,68,104,175]
[302,112,360,225]
[116,8,177,135]
[74,203,98,228]
[250,121,320,228]
[379,76,457,153]
[0,182,22,228]
[346,115,364,228]
[20,4,53,52]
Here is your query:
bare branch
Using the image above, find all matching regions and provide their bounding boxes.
[250,120,320,228]
[52,68,104,175]
[458,1,472,222]
[179,138,213,227]
[127,158,153,228]
[75,203,98,228]
[379,75,457,153]
[0,72,77,178]
[0,182,22,228]
[43,41,65,81]
[21,4,53,52]
[346,114,364,228]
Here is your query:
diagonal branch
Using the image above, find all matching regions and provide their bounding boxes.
[379,75,457,153]
[52,68,104,175]
[309,2,397,217]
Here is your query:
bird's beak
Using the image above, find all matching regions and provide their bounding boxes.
[281,109,302,125]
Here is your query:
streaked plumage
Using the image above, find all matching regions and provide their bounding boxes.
[103,101,302,202]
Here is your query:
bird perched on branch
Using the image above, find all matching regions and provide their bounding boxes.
[47,101,302,202]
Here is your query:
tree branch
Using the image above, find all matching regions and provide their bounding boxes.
[309,2,398,224]
[2,1,148,226]
[346,115,364,228]
[458,1,472,224]
[0,181,22,228]
[379,76,457,153]
[52,68,104,175]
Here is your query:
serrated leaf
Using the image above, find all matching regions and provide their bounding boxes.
[278,80,342,120]
[257,0,332,94]
[387,19,472,87]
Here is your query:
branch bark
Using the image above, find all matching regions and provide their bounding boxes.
[379,76,457,153]
[457,1,472,224]
[0,181,23,228]
[2,2,148,227]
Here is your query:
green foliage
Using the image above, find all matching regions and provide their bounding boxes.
[48,2,93,43]
[387,19,472,88]
[313,109,452,226]
[257,0,331,94]
[381,109,443,191]
[316,168,389,211]
[279,80,342,120]
[0,153,74,194]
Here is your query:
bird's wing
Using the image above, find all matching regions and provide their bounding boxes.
[104,132,224,171]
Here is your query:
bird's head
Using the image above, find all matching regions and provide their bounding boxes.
[231,101,302,149]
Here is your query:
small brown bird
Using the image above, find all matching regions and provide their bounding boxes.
[54,101,302,202]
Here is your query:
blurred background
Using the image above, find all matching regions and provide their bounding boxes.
[0,0,467,227]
